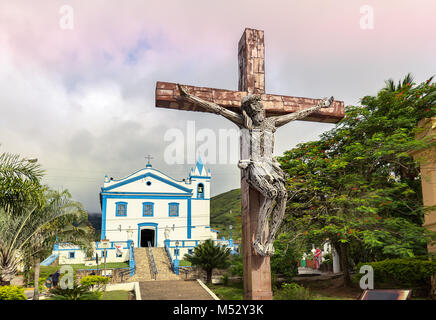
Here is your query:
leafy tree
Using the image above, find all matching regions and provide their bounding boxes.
[270,233,301,280]
[277,75,436,286]
[184,239,231,284]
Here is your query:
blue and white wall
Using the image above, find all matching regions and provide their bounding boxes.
[100,158,217,248]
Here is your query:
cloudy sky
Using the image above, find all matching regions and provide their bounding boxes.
[1,0,435,212]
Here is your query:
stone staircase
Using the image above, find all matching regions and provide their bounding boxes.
[128,248,152,282]
[152,247,181,281]
[128,247,181,282]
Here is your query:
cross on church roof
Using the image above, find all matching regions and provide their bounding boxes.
[145,155,153,167]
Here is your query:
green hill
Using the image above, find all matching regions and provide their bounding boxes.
[210,188,242,240]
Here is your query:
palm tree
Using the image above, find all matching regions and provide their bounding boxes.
[0,151,44,215]
[0,189,87,285]
[27,189,91,299]
[184,239,231,284]
[48,281,101,300]
[382,73,414,92]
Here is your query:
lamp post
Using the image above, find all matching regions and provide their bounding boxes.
[175,241,180,260]
[174,241,180,275]
[229,225,233,248]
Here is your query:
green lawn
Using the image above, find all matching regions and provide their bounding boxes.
[178,260,192,266]
[207,281,353,300]
[101,290,129,300]
[207,282,244,300]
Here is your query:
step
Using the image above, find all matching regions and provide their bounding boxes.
[139,280,214,300]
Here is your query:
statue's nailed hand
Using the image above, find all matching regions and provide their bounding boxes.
[321,96,334,108]
[177,83,189,97]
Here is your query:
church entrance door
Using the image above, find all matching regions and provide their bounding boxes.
[140,229,155,247]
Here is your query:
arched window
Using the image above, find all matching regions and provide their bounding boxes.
[197,183,204,199]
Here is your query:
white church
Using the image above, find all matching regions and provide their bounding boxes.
[44,158,234,269]
[100,157,218,247]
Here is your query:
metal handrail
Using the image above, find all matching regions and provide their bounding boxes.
[164,240,177,273]
[129,242,136,277]
[147,241,158,280]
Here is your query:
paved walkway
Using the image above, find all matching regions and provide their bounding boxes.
[139,280,214,300]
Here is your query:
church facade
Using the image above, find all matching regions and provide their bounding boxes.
[100,158,218,248]
[47,158,224,266]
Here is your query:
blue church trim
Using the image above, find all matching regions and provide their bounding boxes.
[101,192,192,196]
[187,198,192,239]
[102,195,191,200]
[101,172,192,193]
[101,196,107,240]
[137,222,158,248]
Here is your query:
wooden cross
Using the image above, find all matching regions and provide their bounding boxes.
[155,28,344,300]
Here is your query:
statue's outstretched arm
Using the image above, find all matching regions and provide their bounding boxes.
[272,96,334,128]
[177,84,243,126]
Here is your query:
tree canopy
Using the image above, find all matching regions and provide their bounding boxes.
[277,75,436,284]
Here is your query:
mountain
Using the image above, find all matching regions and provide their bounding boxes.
[210,188,242,240]
[87,212,102,240]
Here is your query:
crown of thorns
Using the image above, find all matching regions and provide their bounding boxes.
[241,95,263,115]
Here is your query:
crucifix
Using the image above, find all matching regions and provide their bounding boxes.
[155,28,344,300]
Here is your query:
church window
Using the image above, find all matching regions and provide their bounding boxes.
[143,202,154,216]
[168,203,179,217]
[68,252,75,259]
[188,249,193,255]
[115,202,127,216]
[197,183,204,199]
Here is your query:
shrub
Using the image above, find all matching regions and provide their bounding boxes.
[354,257,436,288]
[0,286,27,300]
[80,275,109,290]
[221,273,229,286]
[270,236,300,280]
[274,282,313,300]
[49,281,101,300]
[229,254,243,277]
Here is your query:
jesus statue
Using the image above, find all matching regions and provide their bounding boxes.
[178,84,334,256]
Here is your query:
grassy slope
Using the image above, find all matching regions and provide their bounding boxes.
[210,188,242,240]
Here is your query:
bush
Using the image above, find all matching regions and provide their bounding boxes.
[229,254,243,277]
[270,236,300,280]
[354,257,436,288]
[274,283,313,300]
[49,281,101,300]
[221,274,229,286]
[80,275,109,290]
[0,286,27,300]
